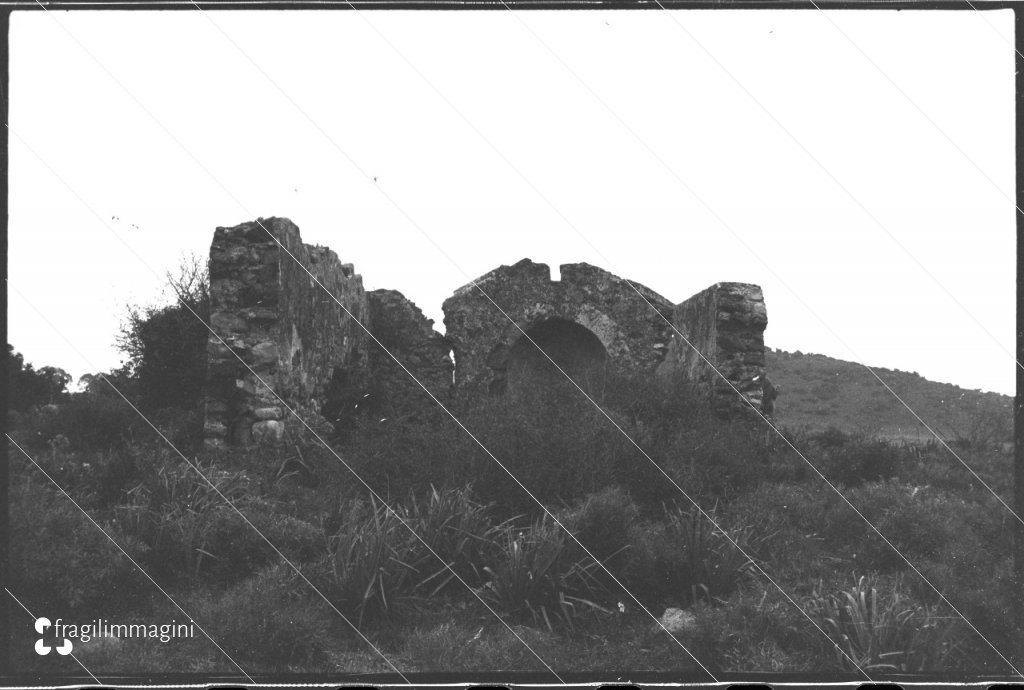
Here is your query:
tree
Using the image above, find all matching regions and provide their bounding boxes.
[7,344,71,412]
[117,255,210,410]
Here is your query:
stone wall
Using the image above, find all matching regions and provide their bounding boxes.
[202,218,773,445]
[442,259,677,400]
[365,289,454,417]
[202,217,370,447]
[658,282,769,417]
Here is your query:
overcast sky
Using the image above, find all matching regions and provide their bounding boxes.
[8,9,1016,396]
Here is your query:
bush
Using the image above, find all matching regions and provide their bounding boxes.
[192,563,335,669]
[26,391,142,452]
[617,503,770,609]
[202,506,326,584]
[340,369,767,517]
[9,473,148,617]
[805,574,965,672]
[117,458,323,585]
[820,481,962,573]
[693,584,816,672]
[818,436,907,487]
[480,516,608,631]
[7,344,70,412]
[117,256,209,411]
[716,482,829,578]
[456,386,637,515]
[562,486,638,570]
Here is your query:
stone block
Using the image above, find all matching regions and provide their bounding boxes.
[656,608,697,636]
[252,342,279,366]
[252,420,285,444]
[211,311,249,333]
[203,420,227,437]
[254,406,283,421]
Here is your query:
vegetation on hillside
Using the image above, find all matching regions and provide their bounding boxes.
[5,281,1021,678]
[766,348,1012,447]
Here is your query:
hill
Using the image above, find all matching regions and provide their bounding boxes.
[765,348,1013,445]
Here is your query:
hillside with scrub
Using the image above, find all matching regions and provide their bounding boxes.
[767,348,1012,446]
[6,275,1022,680]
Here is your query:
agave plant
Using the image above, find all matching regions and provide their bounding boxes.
[116,460,254,581]
[806,574,963,672]
[325,497,423,625]
[480,516,609,631]
[663,503,763,604]
[404,485,508,594]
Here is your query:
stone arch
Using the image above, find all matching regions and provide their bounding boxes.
[501,317,609,397]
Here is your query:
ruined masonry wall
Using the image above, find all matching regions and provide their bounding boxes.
[202,218,370,447]
[366,289,454,415]
[658,283,768,416]
[203,217,773,446]
[442,259,678,400]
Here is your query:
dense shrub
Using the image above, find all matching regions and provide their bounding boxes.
[818,436,907,487]
[454,384,642,515]
[21,390,142,452]
[117,257,209,411]
[341,412,477,502]
[9,473,148,617]
[714,482,837,587]
[191,563,335,668]
[339,370,762,517]
[693,584,816,672]
[116,458,323,585]
[664,505,757,604]
[820,481,964,573]
[7,344,71,413]
[561,486,638,570]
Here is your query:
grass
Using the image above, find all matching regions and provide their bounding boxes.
[805,574,965,673]
[8,364,1022,676]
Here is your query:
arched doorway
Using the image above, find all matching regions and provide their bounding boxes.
[505,318,608,398]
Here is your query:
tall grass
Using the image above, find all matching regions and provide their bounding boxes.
[805,575,964,672]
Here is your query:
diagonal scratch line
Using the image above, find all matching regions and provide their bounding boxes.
[4,587,102,684]
[25,7,717,677]
[7,131,565,683]
[236,5,1017,673]
[221,218,719,680]
[208,2,1014,673]
[493,3,1023,528]
[812,0,1019,215]
[961,0,1022,61]
[5,437,257,683]
[28,1,1011,671]
[8,285,414,684]
[651,0,1020,374]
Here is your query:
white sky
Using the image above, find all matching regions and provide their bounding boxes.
[8,9,1017,395]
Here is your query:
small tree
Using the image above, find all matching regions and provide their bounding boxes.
[7,344,71,412]
[117,255,210,411]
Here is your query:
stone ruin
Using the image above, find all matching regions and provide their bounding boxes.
[201,217,770,447]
